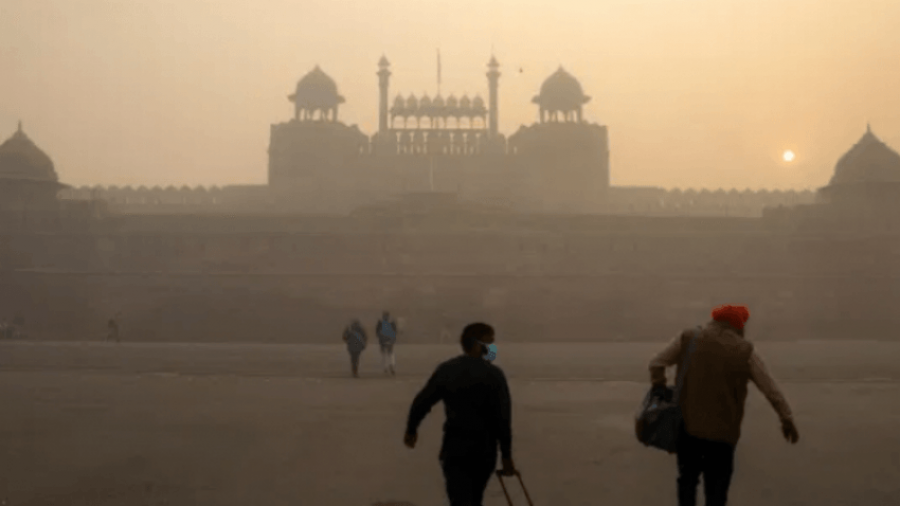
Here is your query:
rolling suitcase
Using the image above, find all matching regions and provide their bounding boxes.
[495,470,534,506]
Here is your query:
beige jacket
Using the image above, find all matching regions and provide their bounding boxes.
[649,321,793,445]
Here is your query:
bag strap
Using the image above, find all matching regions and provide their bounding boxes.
[673,326,702,404]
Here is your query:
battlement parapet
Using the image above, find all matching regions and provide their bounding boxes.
[607,187,818,217]
[58,185,225,206]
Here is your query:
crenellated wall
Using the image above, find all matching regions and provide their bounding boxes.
[57,183,818,218]
[607,187,818,217]
[2,208,899,343]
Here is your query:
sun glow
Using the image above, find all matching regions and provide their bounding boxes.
[783,150,796,162]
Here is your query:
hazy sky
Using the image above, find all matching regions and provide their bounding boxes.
[2,0,899,190]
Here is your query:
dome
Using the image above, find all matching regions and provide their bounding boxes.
[532,66,591,111]
[471,95,487,114]
[0,123,59,182]
[419,94,433,111]
[459,95,471,111]
[289,66,345,108]
[391,95,406,115]
[406,94,419,111]
[432,95,445,108]
[828,126,900,186]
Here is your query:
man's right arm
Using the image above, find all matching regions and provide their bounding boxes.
[494,370,513,461]
[649,333,684,387]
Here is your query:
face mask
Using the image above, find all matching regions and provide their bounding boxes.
[477,341,498,362]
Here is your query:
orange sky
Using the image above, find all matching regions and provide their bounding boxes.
[1,0,899,190]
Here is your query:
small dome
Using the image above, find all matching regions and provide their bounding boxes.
[289,66,345,108]
[459,95,472,110]
[828,126,900,185]
[419,94,433,110]
[378,55,390,67]
[432,95,445,108]
[391,95,406,115]
[406,94,419,110]
[0,123,59,182]
[471,96,487,113]
[532,66,591,111]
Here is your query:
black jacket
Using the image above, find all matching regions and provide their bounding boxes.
[406,354,512,459]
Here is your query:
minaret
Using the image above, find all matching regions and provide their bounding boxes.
[487,56,500,137]
[378,55,391,133]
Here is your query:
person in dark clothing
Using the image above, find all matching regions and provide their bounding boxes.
[107,318,120,343]
[342,319,367,378]
[404,322,516,506]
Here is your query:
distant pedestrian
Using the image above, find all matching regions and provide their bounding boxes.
[648,304,799,506]
[405,322,517,506]
[11,314,24,338]
[376,311,398,376]
[343,319,367,378]
[107,318,120,343]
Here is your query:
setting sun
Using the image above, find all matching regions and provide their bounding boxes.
[783,150,796,162]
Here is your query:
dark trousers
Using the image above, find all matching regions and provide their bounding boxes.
[676,427,736,506]
[440,448,497,506]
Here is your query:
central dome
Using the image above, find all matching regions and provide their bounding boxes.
[532,67,591,111]
[289,66,345,109]
[828,126,900,186]
[0,123,59,182]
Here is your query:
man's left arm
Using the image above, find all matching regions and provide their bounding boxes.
[649,333,684,387]
[405,367,444,436]
[749,352,794,422]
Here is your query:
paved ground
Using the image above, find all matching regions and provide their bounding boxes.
[0,341,898,506]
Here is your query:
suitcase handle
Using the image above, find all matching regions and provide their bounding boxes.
[496,470,534,506]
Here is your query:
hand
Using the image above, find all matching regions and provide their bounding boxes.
[498,458,518,476]
[403,432,417,449]
[651,384,668,398]
[781,419,799,444]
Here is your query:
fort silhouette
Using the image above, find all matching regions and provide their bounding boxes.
[52,56,813,216]
[1,57,899,344]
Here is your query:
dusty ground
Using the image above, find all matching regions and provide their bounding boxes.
[0,341,898,506]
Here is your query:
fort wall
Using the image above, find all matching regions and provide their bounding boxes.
[2,215,898,343]
[58,184,818,217]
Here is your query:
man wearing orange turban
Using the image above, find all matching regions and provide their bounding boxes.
[648,304,799,506]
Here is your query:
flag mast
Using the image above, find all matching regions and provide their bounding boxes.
[429,48,440,191]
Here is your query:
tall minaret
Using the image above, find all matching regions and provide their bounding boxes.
[486,55,500,137]
[378,55,391,133]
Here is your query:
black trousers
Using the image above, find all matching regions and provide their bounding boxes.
[676,427,736,506]
[349,350,361,370]
[440,448,497,506]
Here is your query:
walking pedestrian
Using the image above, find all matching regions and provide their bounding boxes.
[107,318,120,343]
[376,311,398,375]
[648,304,799,506]
[404,322,517,506]
[343,319,367,378]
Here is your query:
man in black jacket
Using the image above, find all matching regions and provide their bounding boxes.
[404,322,517,506]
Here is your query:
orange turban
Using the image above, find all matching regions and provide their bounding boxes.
[711,305,750,330]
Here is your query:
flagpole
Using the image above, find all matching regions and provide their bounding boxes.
[429,155,435,192]
[433,47,439,192]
